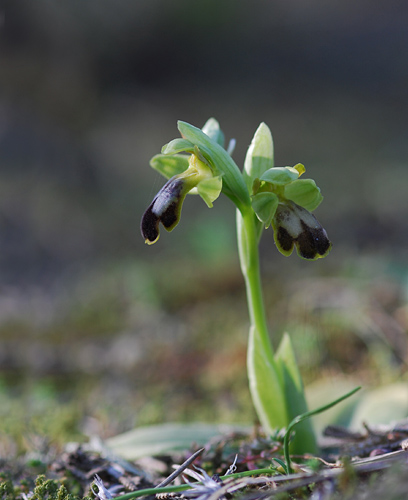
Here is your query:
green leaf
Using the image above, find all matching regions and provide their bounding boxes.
[272,457,288,474]
[177,121,250,209]
[150,154,189,179]
[349,383,408,428]
[284,179,323,211]
[275,333,317,454]
[162,138,195,155]
[201,118,225,147]
[247,325,288,432]
[105,423,250,459]
[260,167,300,186]
[244,122,274,190]
[251,192,279,227]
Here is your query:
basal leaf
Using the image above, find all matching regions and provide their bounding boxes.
[275,333,317,453]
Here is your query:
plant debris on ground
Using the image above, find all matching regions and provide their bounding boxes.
[2,420,408,500]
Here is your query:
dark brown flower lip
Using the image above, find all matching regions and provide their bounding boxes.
[276,223,331,260]
[140,203,161,244]
[273,202,332,260]
[140,177,186,245]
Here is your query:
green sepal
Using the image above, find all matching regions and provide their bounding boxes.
[177,121,250,209]
[195,175,223,208]
[150,154,189,179]
[201,118,225,147]
[244,122,274,190]
[260,167,300,186]
[251,192,279,228]
[275,333,317,454]
[284,179,323,211]
[162,138,195,155]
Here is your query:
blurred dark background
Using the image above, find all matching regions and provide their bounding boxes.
[1,0,408,450]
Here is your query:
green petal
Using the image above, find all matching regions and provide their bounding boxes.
[251,192,279,227]
[161,138,195,155]
[150,154,190,179]
[201,118,225,147]
[244,122,274,190]
[284,178,323,211]
[177,121,250,208]
[196,175,223,207]
[260,166,300,186]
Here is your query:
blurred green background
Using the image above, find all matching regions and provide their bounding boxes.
[1,0,408,452]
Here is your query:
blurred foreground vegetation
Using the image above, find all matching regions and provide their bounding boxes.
[0,249,407,455]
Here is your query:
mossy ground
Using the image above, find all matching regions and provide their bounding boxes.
[0,252,407,498]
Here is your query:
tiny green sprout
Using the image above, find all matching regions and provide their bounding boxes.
[141,118,334,454]
[283,386,361,475]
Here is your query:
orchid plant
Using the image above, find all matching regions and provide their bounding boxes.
[141,118,332,453]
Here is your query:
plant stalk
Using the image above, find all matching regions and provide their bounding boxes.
[237,207,318,453]
[236,208,272,355]
[236,207,288,430]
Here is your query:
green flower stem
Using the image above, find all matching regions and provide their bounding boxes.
[237,208,270,353]
[237,207,288,430]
